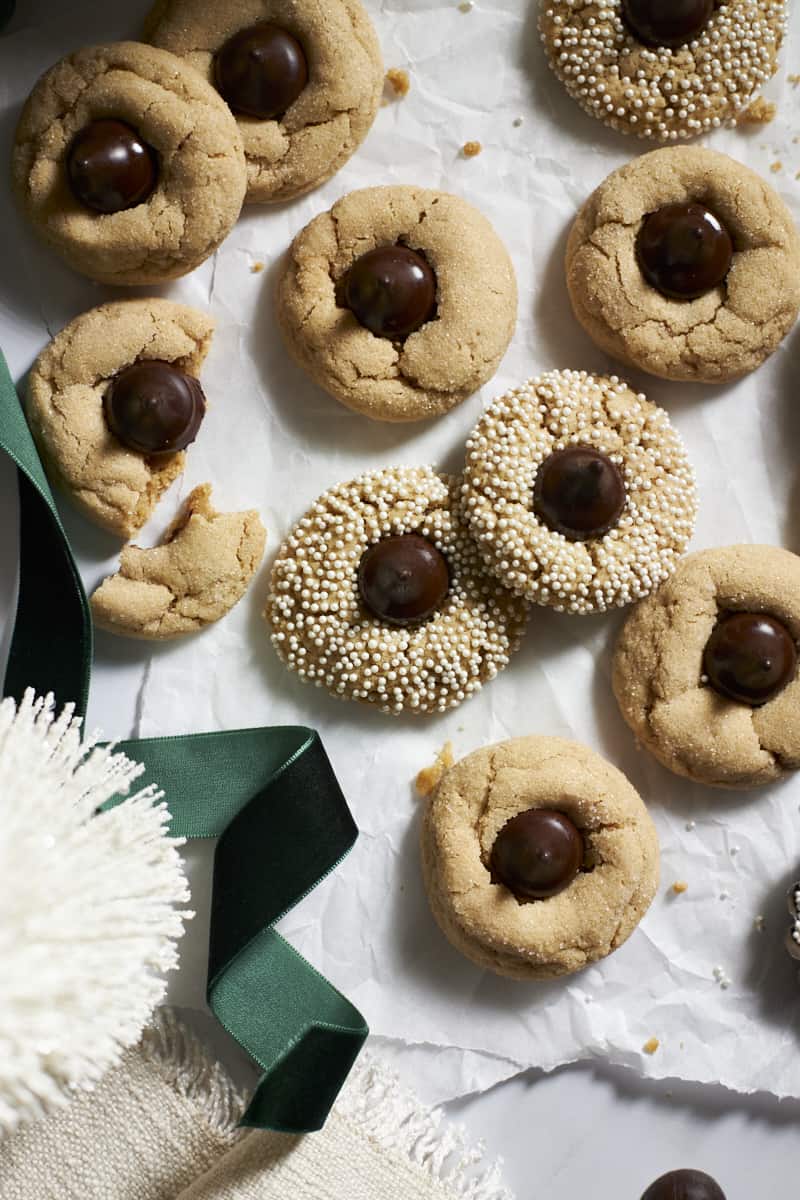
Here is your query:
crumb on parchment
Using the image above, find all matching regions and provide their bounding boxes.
[250,261,265,274]
[671,881,689,895]
[385,68,410,98]
[643,1037,660,1055]
[789,74,800,86]
[462,140,483,158]
[415,742,455,797]
[740,96,776,125]
[771,161,783,173]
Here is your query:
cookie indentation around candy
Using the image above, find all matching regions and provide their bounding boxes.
[533,445,626,542]
[214,23,308,119]
[67,119,158,214]
[104,360,205,457]
[636,202,733,301]
[703,612,797,707]
[358,534,449,626]
[343,245,437,340]
[490,809,584,901]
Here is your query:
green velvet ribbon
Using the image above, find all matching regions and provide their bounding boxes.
[0,350,368,1132]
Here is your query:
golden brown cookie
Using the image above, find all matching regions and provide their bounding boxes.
[91,484,266,639]
[276,185,518,422]
[265,466,528,714]
[144,0,383,203]
[462,370,697,615]
[421,736,660,980]
[13,41,246,285]
[26,299,214,540]
[539,1,786,142]
[566,147,800,383]
[613,545,800,789]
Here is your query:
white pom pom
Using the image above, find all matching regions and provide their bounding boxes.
[0,691,191,1133]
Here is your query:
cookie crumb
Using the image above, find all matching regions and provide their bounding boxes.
[740,96,776,125]
[770,161,783,174]
[671,881,689,895]
[643,1037,660,1055]
[789,74,800,87]
[461,140,483,158]
[458,1,474,11]
[250,261,265,274]
[513,117,523,128]
[386,68,410,98]
[415,741,455,797]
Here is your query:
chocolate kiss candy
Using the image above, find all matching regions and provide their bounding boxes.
[104,360,206,456]
[622,0,714,49]
[358,534,449,626]
[67,119,157,214]
[489,809,584,902]
[703,612,797,707]
[344,245,437,340]
[533,445,626,541]
[637,202,733,301]
[215,22,308,119]
[640,1168,726,1200]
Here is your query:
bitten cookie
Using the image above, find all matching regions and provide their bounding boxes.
[144,0,383,203]
[277,185,518,421]
[421,736,660,980]
[12,41,246,285]
[613,545,800,789]
[27,299,214,540]
[566,147,800,383]
[91,484,266,639]
[265,466,528,714]
[462,371,696,615]
[540,1,786,142]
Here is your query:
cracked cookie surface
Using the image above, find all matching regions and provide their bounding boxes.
[91,483,266,639]
[26,298,214,539]
[462,371,697,615]
[540,1,786,143]
[13,41,246,285]
[144,0,383,203]
[421,736,660,980]
[566,147,800,383]
[613,545,800,789]
[265,466,528,714]
[276,185,518,421]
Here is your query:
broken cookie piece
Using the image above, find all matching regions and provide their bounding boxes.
[91,484,266,640]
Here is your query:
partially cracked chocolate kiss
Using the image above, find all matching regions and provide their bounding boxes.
[637,201,733,301]
[703,611,797,707]
[489,809,584,902]
[622,0,715,49]
[68,119,158,214]
[534,445,626,541]
[358,534,450,626]
[344,245,437,340]
[104,360,206,456]
[215,22,308,119]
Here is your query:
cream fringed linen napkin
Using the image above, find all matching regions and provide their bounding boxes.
[0,1011,513,1200]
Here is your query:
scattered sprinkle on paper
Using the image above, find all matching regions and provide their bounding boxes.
[250,261,265,274]
[385,68,410,98]
[643,1037,660,1055]
[740,96,776,125]
[713,966,732,990]
[672,881,689,895]
[462,140,483,158]
[415,742,455,797]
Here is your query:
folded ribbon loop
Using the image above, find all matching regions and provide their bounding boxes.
[0,350,367,1132]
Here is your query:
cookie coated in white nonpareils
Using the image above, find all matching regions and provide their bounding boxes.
[265,466,528,715]
[539,1,786,142]
[461,371,697,615]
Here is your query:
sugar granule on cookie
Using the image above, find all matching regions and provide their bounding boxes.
[462,370,696,615]
[539,1,787,143]
[266,466,527,715]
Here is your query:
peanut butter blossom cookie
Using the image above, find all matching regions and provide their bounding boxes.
[420,736,660,979]
[277,185,518,421]
[265,467,528,714]
[27,299,214,539]
[614,545,800,789]
[461,371,696,615]
[144,0,383,203]
[566,147,800,383]
[540,1,786,142]
[12,42,246,285]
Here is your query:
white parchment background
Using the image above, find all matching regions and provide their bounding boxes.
[1,0,800,1109]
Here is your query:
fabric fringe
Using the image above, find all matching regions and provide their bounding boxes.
[140,1009,247,1139]
[338,1055,513,1200]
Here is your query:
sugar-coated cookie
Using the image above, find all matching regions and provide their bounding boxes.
[461,371,696,615]
[265,466,528,714]
[277,185,517,422]
[566,147,800,383]
[13,42,246,285]
[540,1,786,142]
[421,736,660,980]
[613,545,800,789]
[26,299,214,540]
[144,0,383,203]
[91,484,265,639]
